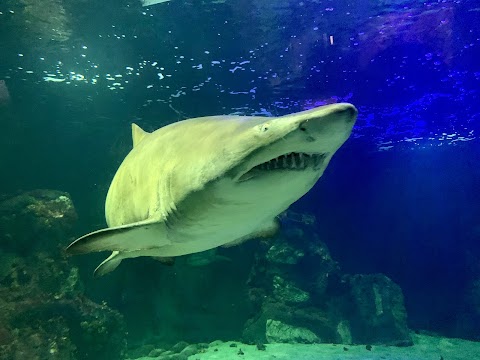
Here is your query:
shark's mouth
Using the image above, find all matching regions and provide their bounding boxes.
[239,152,327,181]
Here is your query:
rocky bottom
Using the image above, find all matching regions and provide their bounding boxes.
[129,334,480,360]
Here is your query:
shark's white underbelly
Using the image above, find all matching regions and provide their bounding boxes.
[151,170,320,257]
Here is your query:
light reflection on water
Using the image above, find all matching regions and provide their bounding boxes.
[0,0,479,151]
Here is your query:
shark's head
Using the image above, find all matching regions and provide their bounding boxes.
[184,102,359,221]
[225,103,357,185]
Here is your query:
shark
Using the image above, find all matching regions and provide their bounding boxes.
[66,103,357,276]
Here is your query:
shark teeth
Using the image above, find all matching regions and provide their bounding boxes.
[254,152,327,172]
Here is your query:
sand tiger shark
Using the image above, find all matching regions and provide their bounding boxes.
[66,103,357,276]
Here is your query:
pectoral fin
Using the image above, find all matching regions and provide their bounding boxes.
[66,219,169,255]
[94,251,123,277]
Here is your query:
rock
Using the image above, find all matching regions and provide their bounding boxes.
[256,342,266,351]
[160,350,174,356]
[0,190,127,360]
[243,301,338,345]
[243,211,412,347]
[209,340,223,347]
[305,236,341,301]
[272,276,310,304]
[344,274,413,346]
[0,250,82,295]
[180,344,199,356]
[0,250,20,284]
[336,320,353,344]
[166,354,188,360]
[0,190,77,255]
[2,325,75,360]
[266,242,304,265]
[153,353,190,360]
[148,348,166,357]
[170,341,189,353]
[265,319,320,343]
[0,326,14,346]
[243,214,342,345]
[0,288,127,360]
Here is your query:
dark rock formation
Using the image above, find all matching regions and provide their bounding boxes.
[0,190,127,360]
[126,341,209,360]
[342,274,412,346]
[0,189,77,255]
[243,210,412,346]
[0,289,126,360]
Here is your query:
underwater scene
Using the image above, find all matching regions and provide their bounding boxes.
[1,0,480,359]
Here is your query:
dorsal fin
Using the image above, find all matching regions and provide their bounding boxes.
[131,123,149,148]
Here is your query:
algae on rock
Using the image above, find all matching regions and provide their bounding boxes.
[0,190,128,360]
[243,210,412,346]
[265,319,320,344]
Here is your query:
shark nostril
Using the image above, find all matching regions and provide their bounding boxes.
[299,124,315,141]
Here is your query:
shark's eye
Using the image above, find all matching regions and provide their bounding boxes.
[260,124,269,132]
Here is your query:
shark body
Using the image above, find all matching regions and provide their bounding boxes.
[66,103,357,276]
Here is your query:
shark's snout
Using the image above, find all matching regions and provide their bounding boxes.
[235,103,357,182]
[294,103,357,148]
[301,103,358,126]
[288,103,357,138]
[336,104,358,124]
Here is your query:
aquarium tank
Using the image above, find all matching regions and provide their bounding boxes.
[0,0,479,359]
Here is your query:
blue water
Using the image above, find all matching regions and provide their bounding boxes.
[0,0,479,357]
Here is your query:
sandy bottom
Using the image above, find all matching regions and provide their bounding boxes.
[189,334,480,360]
